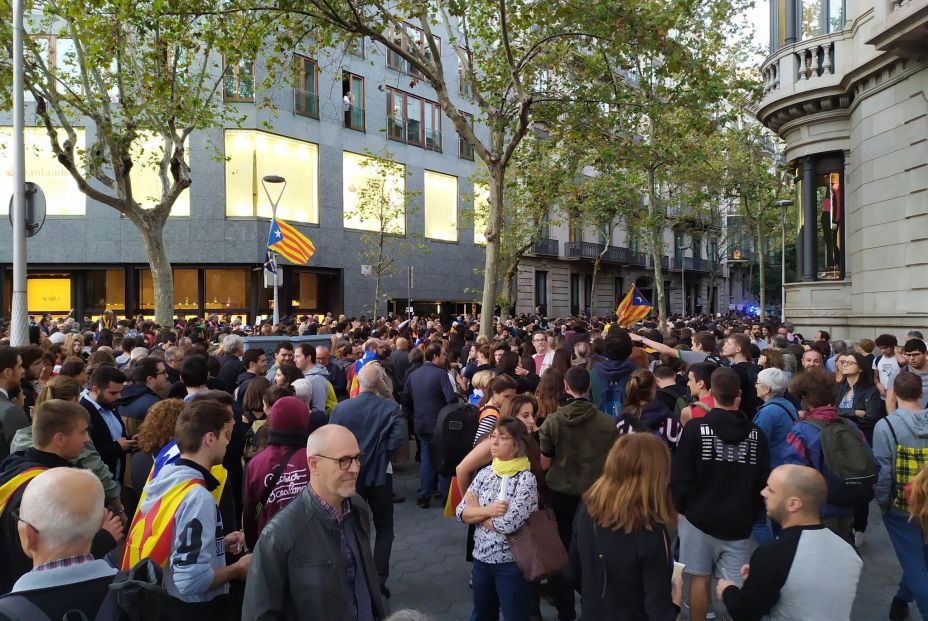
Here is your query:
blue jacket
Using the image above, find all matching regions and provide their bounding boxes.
[403,362,459,436]
[119,383,161,422]
[753,397,798,468]
[330,392,407,488]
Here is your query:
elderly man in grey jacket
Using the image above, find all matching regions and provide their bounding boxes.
[243,425,385,621]
[331,364,407,598]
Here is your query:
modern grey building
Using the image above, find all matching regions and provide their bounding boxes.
[0,29,487,322]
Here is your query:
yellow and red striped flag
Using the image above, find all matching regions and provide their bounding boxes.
[267,217,316,265]
[616,286,652,327]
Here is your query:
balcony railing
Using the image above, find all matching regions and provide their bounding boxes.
[604,246,647,266]
[564,241,605,260]
[344,105,365,131]
[425,128,442,152]
[294,89,320,119]
[669,257,711,272]
[532,238,559,257]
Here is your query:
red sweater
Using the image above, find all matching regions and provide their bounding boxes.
[242,444,309,549]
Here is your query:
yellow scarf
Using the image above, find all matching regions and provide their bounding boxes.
[491,456,531,477]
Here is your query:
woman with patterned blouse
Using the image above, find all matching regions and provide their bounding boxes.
[456,418,538,621]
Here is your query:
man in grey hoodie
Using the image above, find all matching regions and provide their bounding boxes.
[873,370,928,621]
[293,343,332,413]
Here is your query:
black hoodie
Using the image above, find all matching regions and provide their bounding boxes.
[670,408,770,540]
[0,448,117,593]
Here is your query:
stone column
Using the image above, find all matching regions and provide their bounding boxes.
[785,0,798,44]
[802,156,818,281]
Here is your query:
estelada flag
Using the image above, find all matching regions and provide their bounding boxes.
[616,286,652,327]
[267,217,316,265]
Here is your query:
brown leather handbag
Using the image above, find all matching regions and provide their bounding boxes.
[507,507,568,581]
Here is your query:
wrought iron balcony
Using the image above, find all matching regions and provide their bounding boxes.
[564,241,606,260]
[532,238,559,257]
[604,246,647,266]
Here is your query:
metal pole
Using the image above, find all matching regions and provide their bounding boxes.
[261,176,287,327]
[10,0,28,346]
[781,210,787,322]
[272,276,279,326]
[681,261,686,316]
[407,265,413,320]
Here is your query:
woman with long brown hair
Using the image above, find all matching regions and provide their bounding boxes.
[535,368,565,424]
[569,433,679,620]
[617,369,681,447]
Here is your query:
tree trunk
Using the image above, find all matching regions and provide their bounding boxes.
[479,166,504,338]
[138,217,174,325]
[590,249,606,317]
[498,258,521,319]
[646,168,666,329]
[708,262,718,315]
[756,219,766,322]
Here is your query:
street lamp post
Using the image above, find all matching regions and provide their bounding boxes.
[262,175,287,326]
[679,245,691,316]
[10,0,27,346]
[774,199,793,322]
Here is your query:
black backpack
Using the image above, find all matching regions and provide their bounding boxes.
[431,402,480,476]
[805,417,878,507]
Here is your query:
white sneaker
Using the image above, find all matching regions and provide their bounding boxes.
[854,531,865,548]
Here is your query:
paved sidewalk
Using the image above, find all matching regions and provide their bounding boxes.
[386,457,903,620]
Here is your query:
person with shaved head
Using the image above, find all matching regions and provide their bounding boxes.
[0,468,118,619]
[718,465,862,621]
[243,424,385,621]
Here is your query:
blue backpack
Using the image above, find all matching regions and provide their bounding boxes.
[596,368,630,420]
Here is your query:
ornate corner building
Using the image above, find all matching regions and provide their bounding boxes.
[757,0,927,337]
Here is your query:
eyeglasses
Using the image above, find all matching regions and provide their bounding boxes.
[838,360,858,366]
[315,453,365,470]
[489,433,514,443]
[11,509,39,534]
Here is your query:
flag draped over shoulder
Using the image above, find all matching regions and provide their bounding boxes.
[267,218,316,265]
[615,286,652,327]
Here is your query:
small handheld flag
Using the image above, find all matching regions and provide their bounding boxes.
[267,218,316,265]
[616,286,652,327]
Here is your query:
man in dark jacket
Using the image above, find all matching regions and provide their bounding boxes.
[653,363,688,414]
[216,334,245,393]
[316,345,348,401]
[0,400,119,594]
[671,367,770,621]
[0,468,120,619]
[331,364,407,598]
[81,366,134,482]
[0,348,28,461]
[402,344,458,508]
[242,425,385,621]
[590,333,639,418]
[119,357,168,436]
[385,338,411,402]
[233,349,267,405]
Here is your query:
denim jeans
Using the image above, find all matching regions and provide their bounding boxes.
[470,559,531,621]
[416,434,450,501]
[884,510,928,620]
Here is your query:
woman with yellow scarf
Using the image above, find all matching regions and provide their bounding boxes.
[456,418,538,620]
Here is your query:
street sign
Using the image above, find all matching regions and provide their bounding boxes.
[8,181,45,237]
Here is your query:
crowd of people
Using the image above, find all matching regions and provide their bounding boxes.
[0,310,926,620]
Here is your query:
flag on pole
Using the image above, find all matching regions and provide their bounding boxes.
[615,286,652,327]
[266,218,316,265]
[263,249,277,274]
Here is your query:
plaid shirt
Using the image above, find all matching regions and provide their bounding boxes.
[35,554,95,572]
[307,486,359,619]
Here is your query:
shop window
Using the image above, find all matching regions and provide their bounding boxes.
[473,183,489,245]
[85,269,125,311]
[0,127,86,216]
[342,151,405,234]
[292,272,318,309]
[27,274,71,313]
[129,132,190,216]
[205,269,248,309]
[139,268,198,310]
[424,170,457,242]
[224,130,319,224]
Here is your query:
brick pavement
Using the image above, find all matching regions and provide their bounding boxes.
[385,456,904,621]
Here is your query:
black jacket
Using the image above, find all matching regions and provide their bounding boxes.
[403,362,459,436]
[671,408,770,540]
[242,489,385,620]
[0,448,117,593]
[568,505,677,621]
[80,396,127,481]
[655,384,688,416]
[217,354,245,394]
[119,383,160,422]
[0,561,116,620]
[835,381,885,441]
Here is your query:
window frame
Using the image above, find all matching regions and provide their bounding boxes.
[387,87,442,152]
[223,58,255,103]
[386,23,439,78]
[458,112,475,160]
[294,54,319,119]
[342,71,365,131]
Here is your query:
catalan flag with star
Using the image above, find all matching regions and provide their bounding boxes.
[267,217,316,265]
[615,286,652,327]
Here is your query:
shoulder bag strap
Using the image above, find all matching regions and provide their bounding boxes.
[768,400,797,422]
[885,418,900,503]
[0,595,54,621]
[260,447,302,506]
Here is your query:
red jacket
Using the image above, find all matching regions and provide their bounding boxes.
[242,444,308,549]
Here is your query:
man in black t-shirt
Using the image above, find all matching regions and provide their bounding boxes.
[722,333,762,416]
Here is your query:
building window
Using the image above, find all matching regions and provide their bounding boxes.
[0,127,85,216]
[386,23,438,77]
[584,275,593,313]
[139,268,199,311]
[294,55,319,119]
[534,271,548,312]
[85,269,125,312]
[387,88,441,152]
[570,274,580,316]
[223,59,255,102]
[692,236,702,259]
[342,71,365,131]
[27,274,71,313]
[346,36,365,58]
[129,132,190,216]
[458,112,475,160]
[424,170,457,242]
[205,269,249,310]
[614,276,624,302]
[568,217,582,243]
[224,129,319,224]
[771,0,845,52]
[457,47,474,98]
[674,232,685,258]
[342,151,406,234]
[293,272,318,309]
[473,183,489,245]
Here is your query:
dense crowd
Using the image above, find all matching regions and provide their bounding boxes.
[0,310,927,620]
